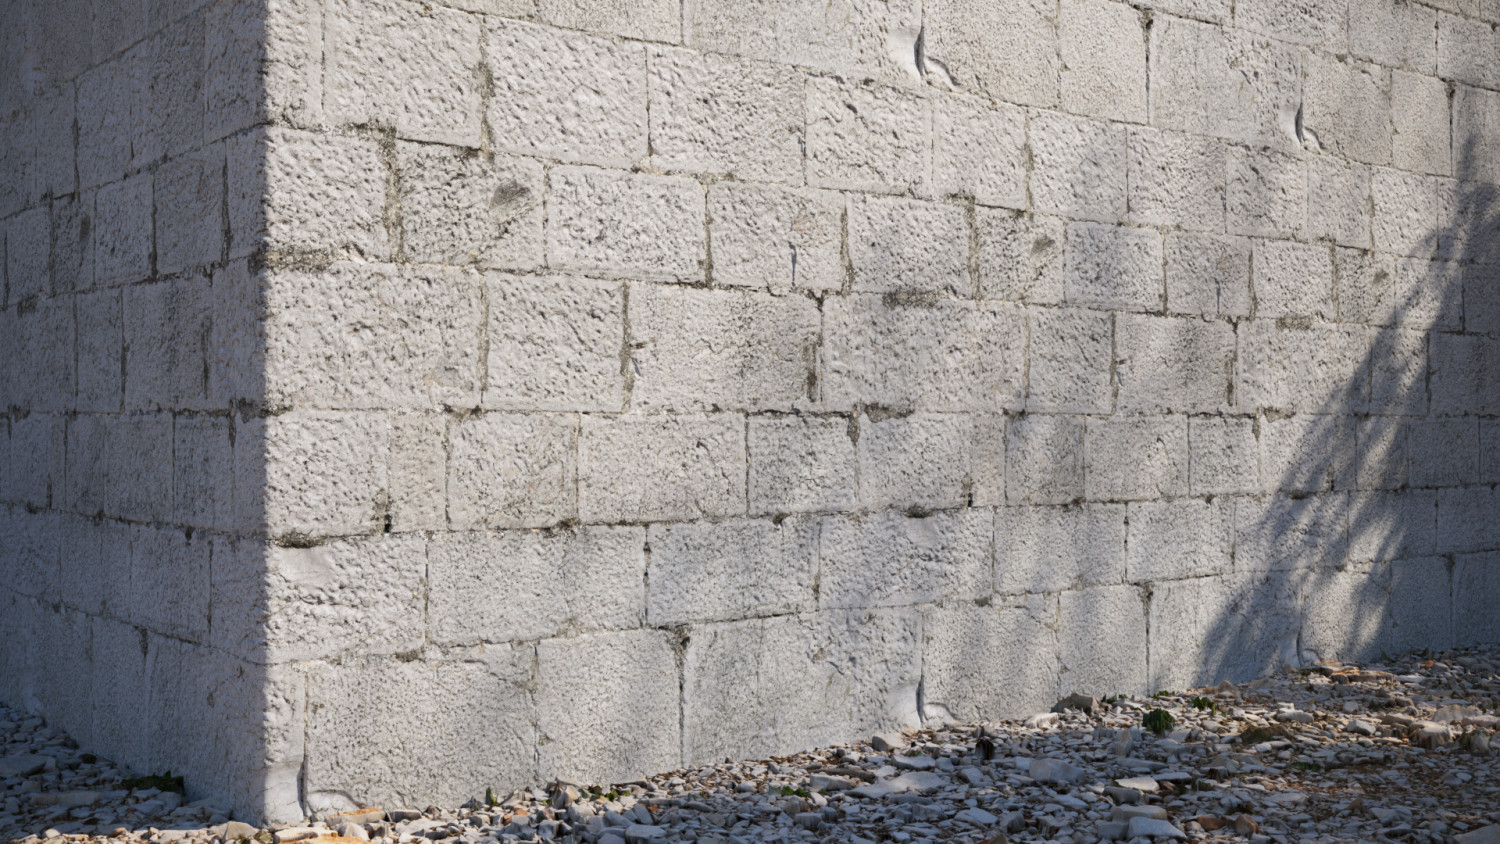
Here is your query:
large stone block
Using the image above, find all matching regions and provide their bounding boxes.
[94,172,153,288]
[1235,492,1351,570]
[1149,17,1300,149]
[1059,585,1147,697]
[305,649,536,811]
[430,526,645,644]
[539,0,680,42]
[922,600,1059,722]
[1148,573,1301,690]
[1455,552,1500,645]
[1029,111,1127,223]
[1127,127,1225,232]
[1164,233,1251,317]
[207,0,325,138]
[1059,0,1146,123]
[648,517,816,625]
[325,0,481,146]
[1371,167,1442,258]
[1259,414,1355,493]
[629,284,820,412]
[706,183,844,292]
[1435,486,1500,554]
[536,630,680,783]
[647,47,803,183]
[1430,333,1500,416]
[485,19,646,168]
[546,167,705,282]
[822,296,1026,412]
[848,195,968,296]
[683,609,922,764]
[1355,416,1409,491]
[485,274,624,413]
[1126,497,1234,581]
[1226,146,1305,239]
[235,127,389,261]
[174,414,236,531]
[578,413,745,523]
[76,55,135,190]
[1387,557,1452,653]
[931,94,1026,209]
[264,263,482,410]
[124,273,214,412]
[818,509,991,609]
[50,193,95,296]
[806,77,928,195]
[683,0,921,87]
[1391,71,1451,176]
[1238,320,1370,414]
[1234,0,1346,49]
[1253,239,1335,320]
[1,413,64,510]
[1348,489,1437,562]
[395,143,544,269]
[1006,414,1085,505]
[1189,416,1258,494]
[1350,0,1437,72]
[1027,307,1113,414]
[1064,223,1163,311]
[922,0,1060,108]
[1438,11,1500,92]
[111,414,175,523]
[88,615,148,766]
[1115,314,1235,414]
[127,525,211,644]
[255,411,390,538]
[448,413,576,530]
[132,13,205,166]
[388,413,447,532]
[748,415,857,514]
[857,413,972,510]
[976,210,1066,304]
[1306,157,1372,249]
[155,146,226,276]
[1410,417,1480,488]
[5,206,51,303]
[995,503,1126,594]
[0,505,60,603]
[1452,85,1500,185]
[1301,52,1391,166]
[58,515,130,619]
[1085,415,1188,501]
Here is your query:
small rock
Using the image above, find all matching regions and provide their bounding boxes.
[1456,825,1500,844]
[0,755,48,777]
[808,774,853,792]
[1409,721,1452,749]
[1344,719,1376,736]
[1098,820,1130,840]
[1114,776,1159,793]
[1127,817,1188,839]
[870,732,906,752]
[623,823,665,844]
[1054,693,1099,716]
[387,809,423,822]
[893,754,934,770]
[958,766,985,785]
[792,811,822,830]
[1274,709,1315,724]
[273,829,320,843]
[1434,704,1483,724]
[1024,712,1061,730]
[597,834,627,844]
[1029,758,1085,785]
[337,823,369,840]
[955,807,998,826]
[1113,806,1170,822]
[1105,786,1142,804]
[223,822,260,840]
[1111,729,1136,757]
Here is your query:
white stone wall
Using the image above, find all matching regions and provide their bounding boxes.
[6,0,1500,825]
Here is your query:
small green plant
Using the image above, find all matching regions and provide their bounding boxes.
[485,786,497,807]
[1239,726,1283,745]
[1290,760,1320,772]
[1143,709,1176,736]
[1101,694,1124,704]
[1152,690,1176,699]
[776,786,811,798]
[1190,696,1216,712]
[121,772,185,794]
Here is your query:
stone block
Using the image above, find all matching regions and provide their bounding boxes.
[485,273,623,412]
[1355,416,1409,491]
[822,296,1026,412]
[1387,557,1453,653]
[857,413,972,510]
[1452,85,1500,185]
[58,515,130,619]
[922,0,1060,108]
[94,172,153,287]
[922,600,1059,722]
[1226,146,1305,239]
[50,193,95,295]
[447,413,576,530]
[388,413,447,532]
[256,411,390,538]
[806,77,928,195]
[173,414,235,531]
[647,47,802,183]
[155,145,226,276]
[1085,415,1188,501]
[1115,314,1235,414]
[1483,419,1500,482]
[1300,562,1393,663]
[1188,416,1257,494]
[265,263,482,410]
[995,503,1126,594]
[683,0,921,87]
[629,284,820,412]
[306,649,536,811]
[431,526,645,644]
[1148,572,1301,689]
[1253,239,1335,320]
[1306,157,1372,249]
[1350,0,1437,72]
[1301,53,1391,166]
[1234,0,1347,48]
[209,260,268,407]
[1259,414,1355,493]
[1127,128,1224,231]
[648,517,816,625]
[706,183,844,292]
[1059,0,1147,123]
[1439,12,1500,91]
[1059,585,1147,697]
[88,615,148,766]
[1391,71,1451,176]
[1149,17,1300,149]
[1126,497,1234,582]
[0,506,59,603]
[237,127,389,261]
[1430,333,1500,416]
[537,629,681,783]
[1435,486,1500,554]
[1064,223,1163,311]
[1454,552,1500,645]
[1164,233,1250,317]
[1369,327,1429,416]
[1409,416,1480,488]
[1,412,64,510]
[1238,320,1370,413]
[683,609,922,764]
[207,0,325,138]
[326,0,481,146]
[111,413,174,523]
[396,143,544,269]
[1462,262,1500,336]
[848,195,968,296]
[546,167,705,282]
[134,14,205,166]
[540,0,680,41]
[578,413,745,523]
[1029,111,1127,223]
[1372,168,1441,257]
[76,55,135,189]
[1348,489,1437,561]
[931,94,1026,208]
[127,525,211,643]
[1006,414,1085,505]
[976,210,1066,303]
[12,297,76,414]
[971,414,1009,508]
[5,206,50,303]
[818,509,991,609]
[748,415,858,514]
[1235,492,1351,570]
[1027,307,1113,414]
[124,273,214,411]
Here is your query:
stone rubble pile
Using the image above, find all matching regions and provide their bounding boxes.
[5,645,1500,844]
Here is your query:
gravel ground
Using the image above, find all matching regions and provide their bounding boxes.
[4,645,1500,844]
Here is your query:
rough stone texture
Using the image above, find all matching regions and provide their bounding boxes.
[4,0,1499,827]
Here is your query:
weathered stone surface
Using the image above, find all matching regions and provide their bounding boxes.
[447,413,576,530]
[806,78,928,195]
[748,415,857,514]
[648,517,816,625]
[546,167,705,282]
[578,414,746,523]
[818,509,991,609]
[706,183,844,292]
[485,273,624,412]
[996,504,1126,594]
[396,144,544,269]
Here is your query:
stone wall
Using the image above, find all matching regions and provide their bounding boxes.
[5,0,1500,825]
